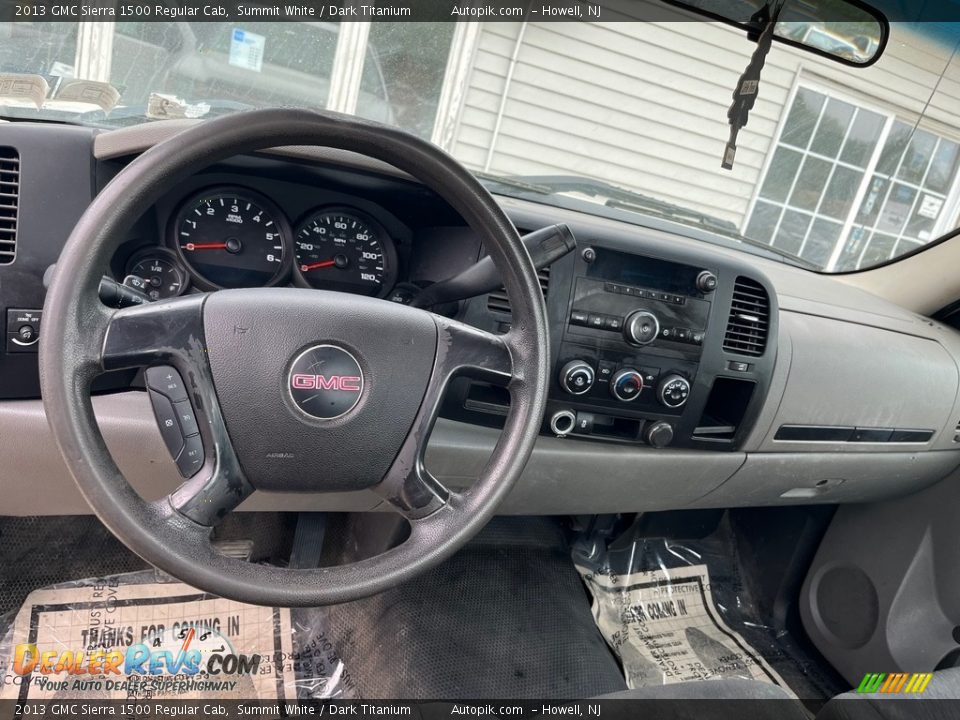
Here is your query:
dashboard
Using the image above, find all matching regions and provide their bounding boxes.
[3,119,960,516]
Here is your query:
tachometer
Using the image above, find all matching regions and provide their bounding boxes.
[293,208,397,297]
[172,187,290,289]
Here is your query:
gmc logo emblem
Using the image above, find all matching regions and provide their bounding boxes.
[291,373,362,392]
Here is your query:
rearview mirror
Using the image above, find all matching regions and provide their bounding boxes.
[667,0,888,65]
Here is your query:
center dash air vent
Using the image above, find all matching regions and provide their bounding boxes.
[0,147,18,264]
[487,267,550,315]
[723,276,769,357]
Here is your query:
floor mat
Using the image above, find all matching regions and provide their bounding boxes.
[1,515,627,700]
[317,517,628,699]
[573,513,846,702]
[0,516,148,620]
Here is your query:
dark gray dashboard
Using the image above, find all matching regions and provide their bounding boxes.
[1,119,959,515]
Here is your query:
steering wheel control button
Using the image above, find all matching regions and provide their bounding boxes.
[148,391,185,458]
[288,344,364,420]
[624,310,660,346]
[173,400,200,437]
[658,374,691,408]
[145,365,189,402]
[6,308,42,353]
[559,359,595,395]
[611,368,644,401]
[176,435,205,478]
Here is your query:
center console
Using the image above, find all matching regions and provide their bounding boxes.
[454,234,778,452]
[550,246,720,447]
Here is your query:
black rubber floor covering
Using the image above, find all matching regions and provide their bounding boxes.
[0,516,148,619]
[0,515,627,699]
[318,518,628,699]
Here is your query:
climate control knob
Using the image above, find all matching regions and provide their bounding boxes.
[658,374,691,408]
[623,310,660,346]
[559,360,595,395]
[610,368,644,402]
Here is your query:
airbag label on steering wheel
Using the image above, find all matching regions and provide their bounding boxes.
[578,563,791,692]
[0,576,297,702]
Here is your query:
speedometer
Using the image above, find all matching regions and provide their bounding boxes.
[293,208,397,297]
[172,187,291,289]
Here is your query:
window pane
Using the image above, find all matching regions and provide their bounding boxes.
[781,88,826,149]
[789,156,832,212]
[904,194,943,241]
[835,228,869,271]
[926,140,960,194]
[840,110,884,167]
[363,23,456,137]
[775,210,812,256]
[854,175,888,226]
[745,200,782,244]
[803,219,843,266]
[810,98,855,158]
[897,129,936,185]
[821,166,863,219]
[758,147,803,203]
[876,122,911,176]
[859,233,897,267]
[875,183,917,234]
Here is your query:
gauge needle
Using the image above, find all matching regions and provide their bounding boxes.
[301,259,337,271]
[182,242,228,251]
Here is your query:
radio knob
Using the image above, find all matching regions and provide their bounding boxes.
[559,360,595,395]
[610,368,644,402]
[657,374,691,408]
[696,271,718,293]
[623,311,660,346]
[645,421,674,448]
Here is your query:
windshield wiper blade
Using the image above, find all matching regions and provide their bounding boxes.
[509,174,741,233]
[475,171,555,195]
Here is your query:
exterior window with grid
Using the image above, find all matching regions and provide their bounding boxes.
[745,86,960,271]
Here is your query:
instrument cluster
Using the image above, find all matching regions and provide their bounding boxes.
[124,185,401,300]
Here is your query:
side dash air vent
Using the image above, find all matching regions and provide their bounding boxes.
[0,147,19,264]
[723,276,769,357]
[487,267,550,315]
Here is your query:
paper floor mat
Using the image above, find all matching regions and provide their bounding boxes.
[575,522,843,699]
[0,570,352,702]
[578,562,790,690]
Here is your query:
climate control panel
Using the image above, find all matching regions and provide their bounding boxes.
[558,358,692,410]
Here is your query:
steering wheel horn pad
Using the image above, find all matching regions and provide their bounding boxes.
[40,109,549,606]
[204,288,437,494]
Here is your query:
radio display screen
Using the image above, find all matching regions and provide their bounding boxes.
[586,248,701,294]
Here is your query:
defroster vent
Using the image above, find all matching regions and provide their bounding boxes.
[0,147,19,264]
[723,276,770,357]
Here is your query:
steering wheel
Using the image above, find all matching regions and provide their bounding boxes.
[39,109,549,607]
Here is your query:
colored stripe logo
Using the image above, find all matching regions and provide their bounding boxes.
[856,672,933,694]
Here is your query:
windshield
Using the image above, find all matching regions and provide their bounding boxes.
[2,17,959,273]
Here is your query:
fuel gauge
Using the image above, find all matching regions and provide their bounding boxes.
[126,249,188,300]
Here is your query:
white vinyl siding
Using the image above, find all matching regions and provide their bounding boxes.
[450,20,960,249]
